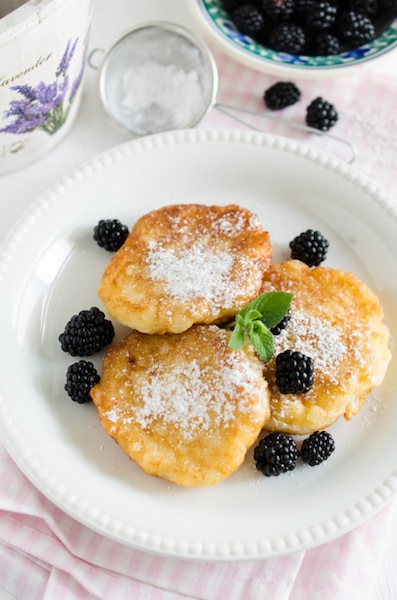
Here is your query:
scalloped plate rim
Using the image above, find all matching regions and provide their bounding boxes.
[0,128,397,561]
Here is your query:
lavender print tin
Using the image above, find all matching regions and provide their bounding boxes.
[0,0,93,174]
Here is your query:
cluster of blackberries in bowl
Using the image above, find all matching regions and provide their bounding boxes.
[223,0,397,56]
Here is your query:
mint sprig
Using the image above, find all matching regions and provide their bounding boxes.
[228,291,293,362]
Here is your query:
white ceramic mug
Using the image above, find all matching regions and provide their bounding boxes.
[0,0,93,174]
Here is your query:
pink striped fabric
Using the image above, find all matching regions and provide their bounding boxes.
[0,440,396,600]
[1,41,397,600]
[201,41,397,198]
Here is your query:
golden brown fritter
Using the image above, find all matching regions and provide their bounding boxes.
[98,204,272,334]
[260,260,391,435]
[91,325,270,486]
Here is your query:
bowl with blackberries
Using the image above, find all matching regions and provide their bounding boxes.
[190,0,397,77]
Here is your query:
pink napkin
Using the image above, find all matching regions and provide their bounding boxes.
[1,42,397,600]
[201,43,397,199]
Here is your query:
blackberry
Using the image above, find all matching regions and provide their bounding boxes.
[254,432,299,476]
[255,21,273,46]
[305,2,338,30]
[59,307,115,357]
[349,0,379,17]
[301,430,335,465]
[260,0,295,19]
[305,96,338,132]
[93,219,129,252]
[338,11,376,45]
[313,32,341,55]
[232,4,265,36]
[295,0,315,15]
[275,350,314,394]
[65,360,100,403]
[264,81,301,110]
[269,22,306,53]
[222,0,245,11]
[379,0,397,11]
[270,309,291,335]
[289,229,329,266]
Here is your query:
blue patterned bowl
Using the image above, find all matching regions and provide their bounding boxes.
[190,0,397,78]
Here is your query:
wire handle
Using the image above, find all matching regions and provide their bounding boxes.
[87,47,105,70]
[215,102,357,164]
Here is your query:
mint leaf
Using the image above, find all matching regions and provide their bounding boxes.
[227,291,293,362]
[256,291,293,328]
[239,291,292,323]
[226,313,244,331]
[236,314,244,327]
[243,309,262,326]
[247,321,274,362]
[239,296,263,320]
[229,321,245,350]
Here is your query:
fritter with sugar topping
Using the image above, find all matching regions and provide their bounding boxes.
[90,325,270,486]
[97,204,272,334]
[261,260,391,435]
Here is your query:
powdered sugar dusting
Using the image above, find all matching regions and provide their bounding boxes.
[147,242,233,301]
[121,62,204,134]
[135,207,266,308]
[213,211,260,235]
[341,104,397,178]
[132,351,263,439]
[146,241,258,307]
[274,310,347,382]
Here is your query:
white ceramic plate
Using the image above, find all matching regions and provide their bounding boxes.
[1,129,397,561]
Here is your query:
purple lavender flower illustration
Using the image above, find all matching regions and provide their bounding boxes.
[0,37,86,136]
[70,33,89,102]
[56,38,78,78]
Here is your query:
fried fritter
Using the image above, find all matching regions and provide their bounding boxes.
[260,260,391,435]
[98,204,272,334]
[90,325,270,486]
